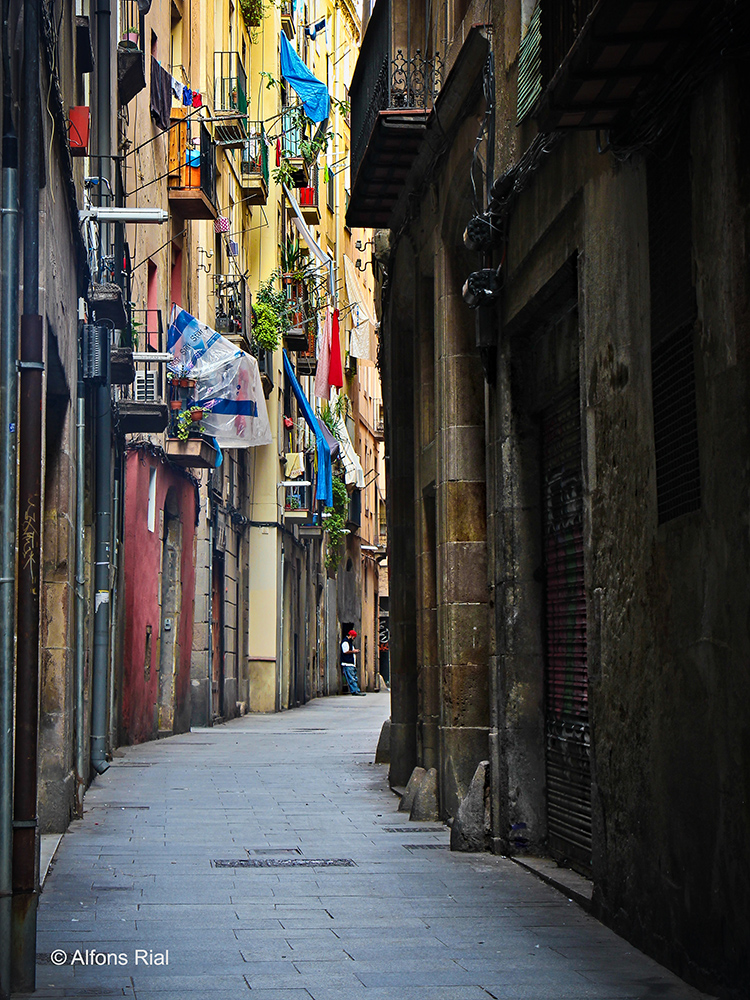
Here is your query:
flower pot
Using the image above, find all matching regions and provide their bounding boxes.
[170,400,183,411]
[190,409,204,422]
[123,30,139,44]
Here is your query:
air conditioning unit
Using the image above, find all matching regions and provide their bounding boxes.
[81,324,109,383]
[133,369,159,402]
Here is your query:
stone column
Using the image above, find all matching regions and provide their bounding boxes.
[435,248,490,819]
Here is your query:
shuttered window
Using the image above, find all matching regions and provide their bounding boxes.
[648,130,700,524]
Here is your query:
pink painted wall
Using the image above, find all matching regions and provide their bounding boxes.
[121,449,197,744]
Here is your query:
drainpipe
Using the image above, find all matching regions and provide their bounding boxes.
[13,0,43,987]
[90,0,112,775]
[206,504,213,727]
[74,373,86,813]
[0,69,19,1000]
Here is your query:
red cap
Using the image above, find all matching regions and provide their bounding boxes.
[348,629,357,638]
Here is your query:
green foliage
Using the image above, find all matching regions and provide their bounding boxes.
[252,301,280,352]
[318,395,347,439]
[238,0,264,28]
[325,476,349,571]
[175,406,204,441]
[280,235,301,274]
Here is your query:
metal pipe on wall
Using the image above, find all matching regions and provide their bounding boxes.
[12,0,43,987]
[0,84,19,1000]
[90,0,112,776]
[74,378,86,814]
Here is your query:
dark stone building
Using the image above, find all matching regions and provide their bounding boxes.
[349,0,750,995]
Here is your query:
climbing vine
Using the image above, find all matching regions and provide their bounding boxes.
[325,476,349,571]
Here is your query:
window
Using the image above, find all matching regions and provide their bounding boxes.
[147,467,157,532]
[648,128,700,524]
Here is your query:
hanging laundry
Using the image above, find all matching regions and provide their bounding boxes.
[192,91,202,108]
[279,32,330,123]
[328,308,343,389]
[305,17,326,39]
[315,307,332,399]
[276,138,281,167]
[171,75,182,100]
[149,57,172,131]
[182,85,193,106]
[323,164,330,184]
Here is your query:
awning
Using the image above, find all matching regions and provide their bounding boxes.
[343,254,377,361]
[279,32,330,123]
[283,349,333,507]
[284,184,335,295]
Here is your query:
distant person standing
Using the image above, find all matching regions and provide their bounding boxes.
[341,630,365,696]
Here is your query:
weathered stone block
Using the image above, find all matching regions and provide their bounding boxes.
[450,759,490,852]
[442,480,487,543]
[440,541,488,605]
[410,767,439,821]
[398,765,426,812]
[375,718,391,764]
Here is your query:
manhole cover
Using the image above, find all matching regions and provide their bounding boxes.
[212,858,355,868]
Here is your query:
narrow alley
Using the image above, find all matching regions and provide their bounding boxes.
[28,694,709,1000]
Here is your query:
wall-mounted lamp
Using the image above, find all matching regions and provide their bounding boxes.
[79,207,169,224]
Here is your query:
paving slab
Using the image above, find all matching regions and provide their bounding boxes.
[31,691,716,1000]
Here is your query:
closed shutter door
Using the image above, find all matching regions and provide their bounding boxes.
[542,383,591,869]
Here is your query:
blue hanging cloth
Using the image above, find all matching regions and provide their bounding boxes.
[283,349,333,507]
[279,32,330,123]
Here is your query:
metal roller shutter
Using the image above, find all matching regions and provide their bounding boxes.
[542,383,591,870]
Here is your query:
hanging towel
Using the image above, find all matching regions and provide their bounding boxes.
[279,32,330,123]
[192,91,202,108]
[150,58,172,131]
[314,307,332,399]
[328,308,343,389]
[171,75,182,100]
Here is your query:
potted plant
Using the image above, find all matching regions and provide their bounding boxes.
[252,301,281,353]
[175,405,205,440]
[121,27,140,46]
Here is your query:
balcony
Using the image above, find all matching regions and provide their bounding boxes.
[240,128,269,204]
[524,0,704,131]
[281,108,310,186]
[115,309,170,435]
[298,165,320,225]
[213,51,248,148]
[347,0,443,229]
[168,112,218,219]
[281,0,295,39]
[283,482,312,522]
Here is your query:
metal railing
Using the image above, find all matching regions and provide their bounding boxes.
[350,0,443,185]
[241,126,269,184]
[117,309,166,403]
[298,165,319,208]
[214,50,248,115]
[541,0,596,84]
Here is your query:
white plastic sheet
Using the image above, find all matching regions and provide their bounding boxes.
[167,306,272,449]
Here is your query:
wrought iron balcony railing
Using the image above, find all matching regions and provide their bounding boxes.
[213,51,248,147]
[168,115,217,219]
[348,0,443,227]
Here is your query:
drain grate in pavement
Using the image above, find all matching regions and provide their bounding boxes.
[402,844,450,851]
[249,848,302,856]
[113,761,157,767]
[212,858,356,868]
[383,826,445,833]
[89,804,150,810]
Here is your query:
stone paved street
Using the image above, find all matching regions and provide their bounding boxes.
[27,693,713,1000]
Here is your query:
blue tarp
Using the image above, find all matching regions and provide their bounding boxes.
[279,32,330,123]
[283,349,333,507]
